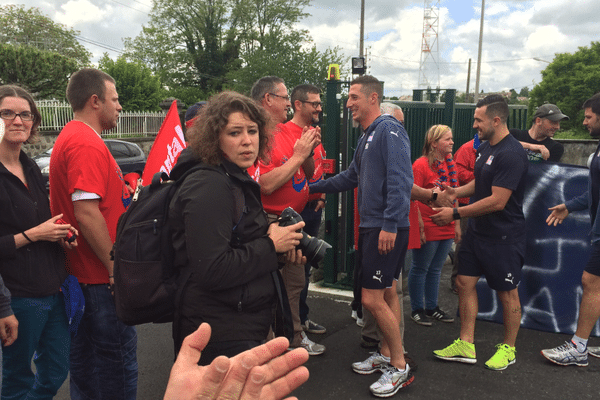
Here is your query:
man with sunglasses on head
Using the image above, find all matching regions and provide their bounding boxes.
[248,77,325,355]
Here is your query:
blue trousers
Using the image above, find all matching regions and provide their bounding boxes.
[1,293,70,400]
[408,238,454,312]
[69,284,137,400]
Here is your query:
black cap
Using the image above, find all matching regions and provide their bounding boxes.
[532,104,569,122]
[185,101,207,122]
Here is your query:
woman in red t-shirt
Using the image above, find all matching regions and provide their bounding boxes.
[408,125,460,326]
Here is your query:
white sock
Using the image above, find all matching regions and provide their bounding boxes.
[571,335,588,353]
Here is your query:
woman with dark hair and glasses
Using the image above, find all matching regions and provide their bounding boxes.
[169,91,305,364]
[0,85,78,398]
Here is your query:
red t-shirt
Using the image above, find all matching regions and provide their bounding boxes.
[283,122,327,202]
[255,122,309,215]
[454,139,477,206]
[49,121,131,284]
[412,156,455,241]
[407,201,421,250]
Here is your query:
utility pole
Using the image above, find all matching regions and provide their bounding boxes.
[360,0,365,58]
[474,0,485,103]
[466,58,472,103]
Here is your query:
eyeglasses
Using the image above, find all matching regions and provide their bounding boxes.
[0,109,35,121]
[300,100,322,109]
[268,93,290,102]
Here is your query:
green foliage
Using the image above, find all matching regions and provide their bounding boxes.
[123,0,345,103]
[99,54,164,111]
[226,31,348,95]
[0,44,78,99]
[554,129,591,140]
[529,42,600,132]
[519,87,529,97]
[0,5,91,67]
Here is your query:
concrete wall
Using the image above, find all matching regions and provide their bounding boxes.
[557,139,597,167]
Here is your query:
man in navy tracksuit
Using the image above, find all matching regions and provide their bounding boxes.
[310,75,414,397]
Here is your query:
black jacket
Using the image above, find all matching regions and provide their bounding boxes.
[169,151,281,348]
[0,151,67,298]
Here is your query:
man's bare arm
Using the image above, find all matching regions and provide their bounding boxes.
[73,199,114,276]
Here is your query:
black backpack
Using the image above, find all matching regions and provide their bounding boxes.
[111,164,245,325]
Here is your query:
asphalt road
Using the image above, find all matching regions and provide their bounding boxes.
[8,259,599,399]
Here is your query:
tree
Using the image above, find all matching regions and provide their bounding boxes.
[0,43,78,99]
[123,0,345,104]
[0,5,91,67]
[99,54,164,111]
[519,87,529,98]
[225,32,347,95]
[529,42,600,132]
[123,0,241,102]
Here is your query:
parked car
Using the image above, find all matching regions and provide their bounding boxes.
[33,139,147,190]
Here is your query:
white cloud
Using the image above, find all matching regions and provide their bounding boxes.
[54,0,109,26]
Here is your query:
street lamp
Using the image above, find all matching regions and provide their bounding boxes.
[533,57,551,64]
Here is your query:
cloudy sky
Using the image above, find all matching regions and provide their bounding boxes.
[2,0,597,97]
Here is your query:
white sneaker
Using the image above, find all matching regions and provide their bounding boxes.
[352,351,390,375]
[299,331,325,356]
[356,317,365,327]
[541,341,588,366]
[370,364,414,397]
[351,310,359,320]
[588,346,600,358]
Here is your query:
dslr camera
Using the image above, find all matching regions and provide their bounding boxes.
[278,207,332,264]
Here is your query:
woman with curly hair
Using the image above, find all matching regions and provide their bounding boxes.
[408,124,460,326]
[169,91,304,364]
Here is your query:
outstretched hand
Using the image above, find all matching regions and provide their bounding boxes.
[432,185,456,207]
[430,207,453,226]
[164,323,309,400]
[547,204,569,226]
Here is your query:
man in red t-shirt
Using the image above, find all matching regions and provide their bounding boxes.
[248,77,324,354]
[49,69,137,400]
[287,84,328,340]
[449,136,479,293]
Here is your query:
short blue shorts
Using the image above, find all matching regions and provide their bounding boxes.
[457,230,525,291]
[585,241,600,277]
[357,227,408,290]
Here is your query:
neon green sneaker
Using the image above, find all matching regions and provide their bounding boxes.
[433,338,476,364]
[485,343,516,370]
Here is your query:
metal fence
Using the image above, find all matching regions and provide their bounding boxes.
[36,100,165,138]
[395,100,527,162]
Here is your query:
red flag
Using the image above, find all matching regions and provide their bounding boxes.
[141,100,186,186]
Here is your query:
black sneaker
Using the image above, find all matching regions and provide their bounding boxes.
[426,307,454,323]
[411,310,432,326]
[303,319,327,334]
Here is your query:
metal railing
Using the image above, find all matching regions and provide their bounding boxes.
[36,100,165,138]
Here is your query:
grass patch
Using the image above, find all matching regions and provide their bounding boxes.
[555,129,592,140]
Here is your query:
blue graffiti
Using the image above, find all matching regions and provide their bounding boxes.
[475,162,600,337]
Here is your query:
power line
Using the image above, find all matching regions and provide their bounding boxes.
[105,0,150,14]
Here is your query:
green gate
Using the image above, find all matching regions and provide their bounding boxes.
[319,81,527,289]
